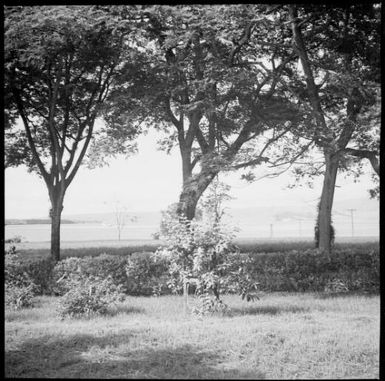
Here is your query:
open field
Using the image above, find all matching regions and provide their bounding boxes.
[5,292,379,379]
[8,237,380,263]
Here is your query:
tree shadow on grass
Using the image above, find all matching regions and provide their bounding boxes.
[227,304,310,316]
[5,332,265,379]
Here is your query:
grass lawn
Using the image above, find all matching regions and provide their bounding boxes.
[5,292,379,379]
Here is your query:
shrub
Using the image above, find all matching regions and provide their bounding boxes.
[5,235,24,244]
[220,254,260,301]
[56,276,125,318]
[5,245,37,309]
[5,283,35,310]
[5,248,33,289]
[51,254,130,295]
[235,248,379,293]
[50,257,83,296]
[324,278,349,293]
[23,258,56,295]
[192,291,229,317]
[125,252,170,296]
[78,253,128,292]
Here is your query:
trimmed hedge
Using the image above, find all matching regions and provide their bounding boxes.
[125,252,170,296]
[231,248,379,293]
[7,247,379,298]
[48,253,171,297]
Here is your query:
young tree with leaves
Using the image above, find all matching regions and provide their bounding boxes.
[4,6,139,261]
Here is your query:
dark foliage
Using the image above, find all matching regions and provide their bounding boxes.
[7,244,379,299]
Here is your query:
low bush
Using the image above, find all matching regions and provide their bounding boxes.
[49,252,171,297]
[5,283,36,310]
[23,258,56,295]
[4,243,56,296]
[125,252,170,296]
[5,235,24,244]
[226,249,379,293]
[5,245,37,309]
[50,254,128,295]
[220,253,260,301]
[192,292,229,316]
[56,275,125,318]
[76,253,128,292]
[5,246,34,288]
[50,257,83,296]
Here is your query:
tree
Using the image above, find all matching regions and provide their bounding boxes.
[113,202,137,241]
[197,175,233,225]
[105,5,303,220]
[114,203,127,241]
[4,6,138,261]
[157,180,237,313]
[286,4,380,253]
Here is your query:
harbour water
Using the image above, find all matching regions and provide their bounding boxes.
[5,220,379,243]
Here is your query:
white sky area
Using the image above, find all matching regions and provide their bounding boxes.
[4,127,379,222]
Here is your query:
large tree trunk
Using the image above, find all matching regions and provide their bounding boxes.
[49,189,65,262]
[177,168,217,307]
[177,170,217,220]
[318,153,339,254]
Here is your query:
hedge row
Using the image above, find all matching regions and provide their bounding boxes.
[11,248,380,297]
[234,249,379,292]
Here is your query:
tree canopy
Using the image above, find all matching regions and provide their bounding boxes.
[104,4,309,219]
[4,5,140,260]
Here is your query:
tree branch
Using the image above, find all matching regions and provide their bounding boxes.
[65,121,95,188]
[232,156,269,169]
[289,5,330,144]
[195,126,209,153]
[10,84,51,186]
[165,97,183,130]
[47,61,66,183]
[343,148,379,175]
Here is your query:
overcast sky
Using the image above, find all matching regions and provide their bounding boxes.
[4,128,379,221]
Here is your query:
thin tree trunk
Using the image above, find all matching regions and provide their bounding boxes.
[318,154,339,254]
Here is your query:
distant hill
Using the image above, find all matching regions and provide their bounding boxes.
[5,218,78,225]
[7,196,378,237]
[60,197,378,226]
[62,211,162,225]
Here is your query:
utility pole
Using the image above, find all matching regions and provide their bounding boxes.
[347,209,356,237]
[270,223,273,239]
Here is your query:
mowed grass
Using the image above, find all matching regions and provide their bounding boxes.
[5,292,379,379]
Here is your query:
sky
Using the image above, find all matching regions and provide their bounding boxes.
[4,128,379,225]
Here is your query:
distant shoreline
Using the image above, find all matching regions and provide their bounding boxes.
[4,219,101,225]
